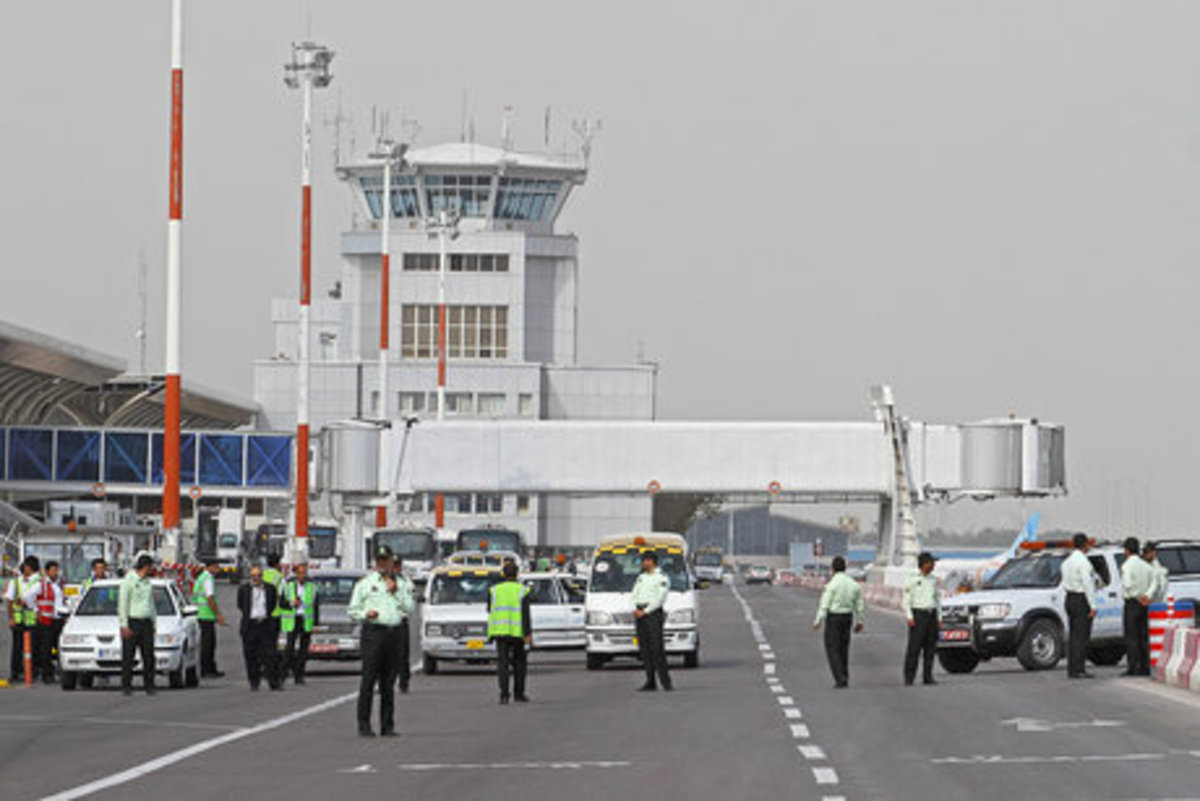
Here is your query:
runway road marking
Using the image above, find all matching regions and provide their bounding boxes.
[798,745,826,760]
[784,708,803,720]
[337,764,378,774]
[0,714,240,732]
[778,696,795,706]
[398,761,634,772]
[931,753,1169,766]
[790,724,811,738]
[770,684,784,693]
[41,659,424,801]
[764,663,776,675]
[822,796,847,801]
[761,651,776,660]
[813,767,839,785]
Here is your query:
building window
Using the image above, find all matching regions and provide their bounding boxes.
[447,493,473,514]
[398,392,426,415]
[476,494,503,515]
[403,252,508,273]
[478,393,506,417]
[424,174,492,217]
[495,177,562,222]
[516,495,531,516]
[518,393,535,418]
[445,392,474,416]
[401,304,508,360]
[360,175,420,219]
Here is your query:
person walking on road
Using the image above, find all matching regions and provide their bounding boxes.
[193,560,227,678]
[390,557,415,694]
[632,549,672,692]
[1120,537,1153,677]
[1143,542,1169,604]
[487,561,532,704]
[347,546,410,737]
[902,552,941,686]
[813,556,865,688]
[1062,533,1098,679]
[80,558,107,595]
[237,567,285,691]
[118,554,158,696]
[281,562,319,685]
[5,557,40,683]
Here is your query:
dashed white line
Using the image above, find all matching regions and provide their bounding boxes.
[777,696,795,706]
[789,723,811,738]
[813,767,840,785]
[822,796,847,801]
[399,761,634,771]
[769,684,784,693]
[764,663,776,675]
[798,745,826,760]
[784,709,804,720]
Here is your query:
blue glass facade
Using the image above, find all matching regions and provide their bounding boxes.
[104,432,150,484]
[247,435,291,486]
[199,434,244,485]
[56,430,100,482]
[10,429,52,480]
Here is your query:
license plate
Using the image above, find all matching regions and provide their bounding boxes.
[939,629,970,642]
[309,643,338,654]
[98,648,120,659]
[466,639,485,650]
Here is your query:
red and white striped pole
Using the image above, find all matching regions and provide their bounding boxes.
[375,143,394,530]
[162,0,184,556]
[285,42,333,557]
[433,209,457,530]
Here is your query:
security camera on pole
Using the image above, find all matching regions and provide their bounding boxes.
[284,41,334,565]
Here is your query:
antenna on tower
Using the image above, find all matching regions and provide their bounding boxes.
[571,117,603,167]
[136,250,148,374]
[324,90,352,165]
[544,106,552,150]
[501,105,514,152]
[460,89,469,143]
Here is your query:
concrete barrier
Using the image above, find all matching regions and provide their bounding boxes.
[1149,600,1196,669]
[796,572,905,612]
[1154,625,1200,691]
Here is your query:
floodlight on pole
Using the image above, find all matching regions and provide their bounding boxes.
[368,139,407,528]
[161,0,184,559]
[284,41,334,557]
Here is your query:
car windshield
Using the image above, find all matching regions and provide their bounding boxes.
[456,530,521,553]
[218,534,238,549]
[985,555,1064,589]
[312,576,358,605]
[590,550,690,593]
[75,585,177,617]
[560,577,587,604]
[308,528,337,559]
[430,574,501,605]
[524,579,558,605]
[1158,547,1200,576]
[695,553,722,567]
[377,531,436,560]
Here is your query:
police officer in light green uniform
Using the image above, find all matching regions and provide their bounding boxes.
[488,561,532,704]
[348,546,411,737]
[281,562,319,685]
[632,550,672,692]
[118,554,158,696]
[1143,542,1169,603]
[1120,537,1154,677]
[902,552,941,686]
[813,556,865,688]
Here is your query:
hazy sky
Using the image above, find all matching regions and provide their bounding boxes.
[2,1,1197,536]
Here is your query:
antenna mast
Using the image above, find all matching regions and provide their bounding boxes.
[571,117,603,167]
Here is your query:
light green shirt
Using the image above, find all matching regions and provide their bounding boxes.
[347,571,411,627]
[814,572,865,626]
[630,569,670,614]
[902,571,939,621]
[1120,555,1154,601]
[1148,559,1169,603]
[1061,550,1097,610]
[118,572,156,626]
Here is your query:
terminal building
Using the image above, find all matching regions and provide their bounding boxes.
[253,141,659,546]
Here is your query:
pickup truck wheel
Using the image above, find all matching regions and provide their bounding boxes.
[169,665,185,689]
[422,655,439,675]
[185,665,200,687]
[79,672,94,689]
[586,653,605,671]
[683,649,699,669]
[1017,619,1063,671]
[60,671,78,691]
[937,649,980,674]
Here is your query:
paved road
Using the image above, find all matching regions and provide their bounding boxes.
[2,582,1198,800]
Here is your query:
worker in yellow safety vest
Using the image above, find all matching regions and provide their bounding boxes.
[487,561,532,704]
[281,563,320,685]
[6,557,40,682]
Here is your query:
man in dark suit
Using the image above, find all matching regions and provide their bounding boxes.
[237,566,287,691]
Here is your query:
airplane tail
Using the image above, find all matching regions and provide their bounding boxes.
[1002,513,1040,561]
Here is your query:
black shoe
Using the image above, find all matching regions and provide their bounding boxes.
[269,684,283,691]
[250,684,261,691]
[834,681,848,689]
[294,677,306,686]
[923,679,938,686]
[398,684,408,694]
[662,683,673,692]
[122,687,133,697]
[203,670,226,678]
[637,684,657,692]
[145,686,157,696]
[514,694,530,703]
[380,729,398,738]
[358,728,376,738]
[499,695,510,705]
[904,680,914,686]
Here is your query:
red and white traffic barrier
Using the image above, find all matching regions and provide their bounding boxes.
[1154,624,1200,691]
[1149,600,1196,669]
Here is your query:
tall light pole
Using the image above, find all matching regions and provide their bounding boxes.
[369,139,407,529]
[426,207,460,530]
[162,0,184,559]
[284,41,333,557]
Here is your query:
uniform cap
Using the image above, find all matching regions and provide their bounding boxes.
[917,551,937,567]
[375,545,394,560]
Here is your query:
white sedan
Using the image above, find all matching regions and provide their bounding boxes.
[57,578,201,690]
[525,573,588,650]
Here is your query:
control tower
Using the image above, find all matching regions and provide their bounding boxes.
[254,140,657,546]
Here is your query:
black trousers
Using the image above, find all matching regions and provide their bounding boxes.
[904,609,938,684]
[358,622,399,733]
[34,622,57,682]
[1123,599,1150,676]
[824,612,853,687]
[241,620,281,689]
[1066,592,1093,676]
[636,608,672,689]
[122,618,156,691]
[495,636,527,699]
[9,623,29,681]
[395,619,410,690]
[283,624,312,682]
[199,619,219,675]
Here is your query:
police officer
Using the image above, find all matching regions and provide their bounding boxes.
[632,549,672,692]
[390,556,415,694]
[193,560,227,678]
[347,546,411,737]
[487,561,532,704]
[813,556,865,688]
[5,557,39,682]
[118,554,158,696]
[902,552,940,686]
[281,562,319,685]
[1062,533,1097,679]
[1144,541,1169,603]
[1120,536,1153,677]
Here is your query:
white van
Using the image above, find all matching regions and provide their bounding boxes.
[584,533,699,671]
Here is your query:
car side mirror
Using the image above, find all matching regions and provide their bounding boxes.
[182,605,199,616]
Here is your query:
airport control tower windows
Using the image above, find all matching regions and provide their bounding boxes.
[402,253,509,273]
[360,175,419,219]
[401,304,508,360]
[425,174,492,217]
[495,177,562,222]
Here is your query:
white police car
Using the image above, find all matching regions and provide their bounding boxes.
[937,543,1127,674]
